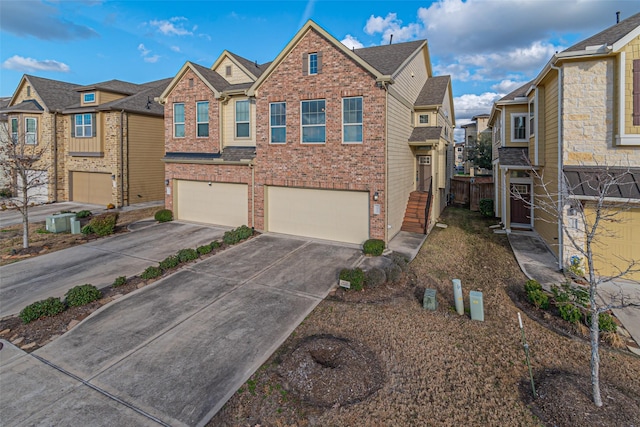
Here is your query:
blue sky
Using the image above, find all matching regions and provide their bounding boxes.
[2,0,640,139]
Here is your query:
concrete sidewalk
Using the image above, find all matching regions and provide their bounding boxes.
[0,234,361,427]
[508,230,640,353]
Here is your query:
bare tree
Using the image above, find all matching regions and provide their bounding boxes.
[0,121,50,249]
[512,157,640,407]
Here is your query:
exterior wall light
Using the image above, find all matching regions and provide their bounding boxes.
[373,191,379,201]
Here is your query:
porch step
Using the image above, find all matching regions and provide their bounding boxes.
[401,191,431,234]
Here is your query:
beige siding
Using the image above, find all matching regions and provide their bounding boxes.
[215,57,255,85]
[391,48,428,103]
[222,96,256,147]
[386,94,415,237]
[128,114,165,202]
[505,105,529,147]
[69,113,103,154]
[622,35,640,135]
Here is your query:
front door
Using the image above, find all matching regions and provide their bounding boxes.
[417,156,432,192]
[510,183,531,224]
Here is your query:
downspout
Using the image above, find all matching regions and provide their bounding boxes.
[251,163,255,228]
[52,112,58,202]
[120,110,125,207]
[384,85,389,243]
[550,63,564,271]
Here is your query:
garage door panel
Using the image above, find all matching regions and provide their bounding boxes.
[588,207,639,281]
[71,172,111,205]
[267,187,369,244]
[176,181,248,227]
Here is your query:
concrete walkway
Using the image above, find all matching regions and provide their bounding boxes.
[507,230,640,352]
[0,234,362,427]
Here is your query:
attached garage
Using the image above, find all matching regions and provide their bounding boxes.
[175,180,248,227]
[71,172,112,205]
[266,186,369,244]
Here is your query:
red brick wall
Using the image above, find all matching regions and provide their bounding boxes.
[164,69,220,154]
[253,29,387,239]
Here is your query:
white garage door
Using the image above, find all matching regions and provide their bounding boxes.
[17,169,48,203]
[176,180,248,227]
[267,186,369,244]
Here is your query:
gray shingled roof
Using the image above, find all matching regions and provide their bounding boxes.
[164,146,256,162]
[498,147,529,166]
[497,81,533,102]
[23,75,80,112]
[227,52,271,78]
[76,79,143,95]
[564,12,640,53]
[415,75,450,107]
[0,97,10,121]
[97,78,172,116]
[564,166,640,200]
[354,40,425,75]
[2,99,44,113]
[190,62,233,92]
[409,126,442,142]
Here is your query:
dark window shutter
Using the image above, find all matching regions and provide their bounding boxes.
[71,116,75,137]
[633,59,640,126]
[317,51,323,74]
[302,53,308,75]
[91,113,96,137]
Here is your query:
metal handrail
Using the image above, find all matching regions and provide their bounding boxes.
[424,177,433,234]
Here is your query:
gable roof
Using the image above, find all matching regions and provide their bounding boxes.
[498,81,532,102]
[354,40,427,76]
[564,12,640,53]
[414,75,451,107]
[409,126,442,142]
[2,99,44,114]
[227,51,271,78]
[95,78,172,116]
[8,75,80,112]
[75,79,142,95]
[158,61,243,102]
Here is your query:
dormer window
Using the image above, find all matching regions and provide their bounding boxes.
[418,114,429,125]
[84,93,96,103]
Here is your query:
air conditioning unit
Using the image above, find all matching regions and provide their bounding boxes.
[418,156,431,165]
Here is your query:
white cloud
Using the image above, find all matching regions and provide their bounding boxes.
[170,45,181,53]
[149,18,193,36]
[364,12,421,43]
[341,34,364,50]
[454,92,501,121]
[138,43,160,63]
[137,43,150,56]
[2,55,70,72]
[491,79,526,94]
[143,55,160,63]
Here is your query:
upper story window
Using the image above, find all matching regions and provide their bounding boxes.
[343,97,362,143]
[174,103,185,138]
[270,102,286,144]
[25,117,37,145]
[83,93,95,103]
[633,59,640,126]
[301,99,325,144]
[303,52,322,76]
[10,117,18,143]
[225,65,232,77]
[511,113,527,142]
[235,100,250,138]
[196,101,209,137]
[418,114,429,125]
[528,99,535,137]
[74,113,94,137]
[309,53,318,75]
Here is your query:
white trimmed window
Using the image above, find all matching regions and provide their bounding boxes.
[418,114,429,125]
[528,99,535,137]
[309,53,318,75]
[511,113,527,142]
[301,99,325,143]
[74,113,93,137]
[343,97,362,143]
[83,93,95,103]
[10,117,18,143]
[235,100,250,138]
[25,117,37,144]
[270,102,286,144]
[174,103,185,138]
[196,101,209,137]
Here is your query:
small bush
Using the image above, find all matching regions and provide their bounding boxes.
[141,266,163,280]
[552,283,588,308]
[363,239,385,256]
[0,187,12,198]
[479,198,494,217]
[154,209,173,223]
[65,284,101,307]
[236,225,253,240]
[223,225,253,245]
[210,240,221,249]
[87,212,119,237]
[36,227,51,234]
[339,268,365,291]
[197,244,212,255]
[112,276,127,287]
[385,263,402,284]
[587,312,618,332]
[19,297,66,324]
[527,288,550,309]
[81,224,93,235]
[364,267,386,288]
[390,253,409,272]
[558,303,582,324]
[75,210,92,219]
[524,279,542,293]
[159,255,180,270]
[177,248,199,263]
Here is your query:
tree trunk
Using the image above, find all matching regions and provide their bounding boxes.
[590,298,602,407]
[22,188,29,249]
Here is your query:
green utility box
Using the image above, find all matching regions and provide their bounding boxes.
[423,288,438,311]
[469,290,484,322]
[45,213,77,233]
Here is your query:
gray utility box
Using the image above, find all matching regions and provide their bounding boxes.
[469,290,484,322]
[70,218,82,234]
[423,288,437,311]
[45,213,77,233]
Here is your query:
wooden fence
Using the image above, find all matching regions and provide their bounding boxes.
[450,176,494,211]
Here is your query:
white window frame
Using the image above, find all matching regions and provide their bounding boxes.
[10,117,18,143]
[173,103,185,138]
[342,97,363,144]
[528,99,535,137]
[25,117,37,145]
[235,99,250,139]
[196,101,209,138]
[308,53,318,75]
[511,113,528,142]
[301,99,326,144]
[83,93,95,103]
[418,114,429,125]
[74,113,93,138]
[269,102,286,144]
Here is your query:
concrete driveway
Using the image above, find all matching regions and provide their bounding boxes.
[0,202,104,228]
[0,234,361,427]
[0,221,226,317]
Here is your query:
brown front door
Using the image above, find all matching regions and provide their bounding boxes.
[417,157,432,192]
[510,183,531,224]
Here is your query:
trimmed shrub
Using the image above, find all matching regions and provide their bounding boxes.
[112,276,127,287]
[339,268,365,291]
[81,224,93,235]
[75,210,92,219]
[385,263,402,284]
[363,239,385,256]
[479,198,494,217]
[159,255,180,270]
[524,279,542,294]
[364,267,386,288]
[390,253,409,272]
[19,297,66,324]
[141,266,162,280]
[558,303,582,324]
[154,209,173,223]
[177,248,199,263]
[527,289,549,309]
[223,225,253,245]
[65,284,101,307]
[587,312,618,332]
[87,212,119,237]
[210,240,221,249]
[236,225,253,240]
[197,244,212,255]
